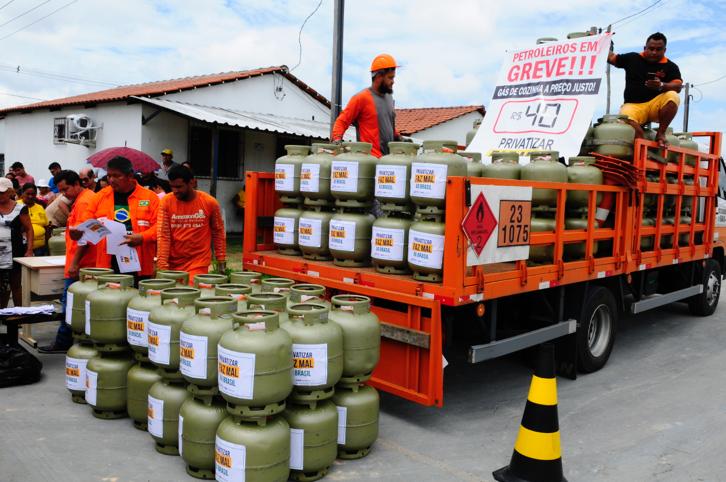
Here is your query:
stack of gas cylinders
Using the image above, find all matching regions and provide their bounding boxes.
[64,270,381,481]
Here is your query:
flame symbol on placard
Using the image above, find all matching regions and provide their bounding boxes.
[476,201,485,223]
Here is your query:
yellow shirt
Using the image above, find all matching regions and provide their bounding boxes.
[18,201,48,249]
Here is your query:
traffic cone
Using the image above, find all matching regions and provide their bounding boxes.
[493,343,566,482]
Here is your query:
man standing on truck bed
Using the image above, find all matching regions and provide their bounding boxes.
[332,53,401,157]
[608,32,682,147]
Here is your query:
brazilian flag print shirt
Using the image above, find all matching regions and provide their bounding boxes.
[113,190,133,234]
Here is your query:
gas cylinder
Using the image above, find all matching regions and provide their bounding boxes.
[661,216,675,248]
[410,140,467,216]
[246,292,289,325]
[288,284,329,310]
[274,206,302,255]
[679,216,693,245]
[566,156,603,209]
[229,271,261,293]
[567,31,590,38]
[215,415,290,482]
[275,145,311,205]
[536,37,558,44]
[483,154,521,180]
[521,151,567,208]
[665,128,682,164]
[332,383,379,459]
[301,143,341,208]
[331,141,377,209]
[67,268,114,339]
[329,211,375,267]
[157,270,190,286]
[640,218,656,251]
[282,400,338,481]
[86,274,138,352]
[180,395,228,479]
[529,214,556,263]
[147,288,202,380]
[579,124,595,156]
[676,133,700,166]
[592,115,635,159]
[371,214,411,274]
[465,118,482,147]
[85,351,134,419]
[218,311,293,418]
[148,379,192,455]
[194,274,229,297]
[127,279,176,359]
[179,297,237,392]
[262,277,295,294]
[215,284,252,312]
[127,360,162,430]
[328,295,380,385]
[65,342,98,404]
[298,209,334,261]
[564,214,598,260]
[459,151,483,177]
[408,217,446,282]
[48,227,66,256]
[283,303,343,402]
[375,141,418,213]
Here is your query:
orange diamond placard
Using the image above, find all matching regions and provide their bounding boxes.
[461,192,498,256]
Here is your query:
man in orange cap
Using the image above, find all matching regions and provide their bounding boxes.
[332,53,401,158]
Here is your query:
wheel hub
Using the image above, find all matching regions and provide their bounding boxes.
[706,272,720,306]
[587,303,612,358]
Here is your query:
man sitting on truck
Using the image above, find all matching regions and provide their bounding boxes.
[608,32,682,147]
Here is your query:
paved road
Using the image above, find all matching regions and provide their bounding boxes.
[2,298,725,481]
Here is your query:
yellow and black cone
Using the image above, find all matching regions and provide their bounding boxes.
[493,343,566,482]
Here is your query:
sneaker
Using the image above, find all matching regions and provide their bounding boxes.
[37,343,71,354]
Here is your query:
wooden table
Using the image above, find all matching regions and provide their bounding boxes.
[13,256,66,346]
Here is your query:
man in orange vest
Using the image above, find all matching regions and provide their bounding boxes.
[332,53,402,158]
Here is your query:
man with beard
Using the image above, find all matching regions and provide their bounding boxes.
[332,53,401,157]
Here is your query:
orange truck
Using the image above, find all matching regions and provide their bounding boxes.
[243,134,724,407]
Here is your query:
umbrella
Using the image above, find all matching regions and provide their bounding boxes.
[87,147,160,174]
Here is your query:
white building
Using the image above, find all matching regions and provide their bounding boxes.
[396,105,485,148]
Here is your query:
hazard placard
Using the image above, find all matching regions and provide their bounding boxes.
[461,193,498,256]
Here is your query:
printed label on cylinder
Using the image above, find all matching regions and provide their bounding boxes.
[274,217,296,246]
[375,164,407,198]
[371,226,406,261]
[147,322,171,365]
[300,163,320,193]
[275,163,295,192]
[84,300,91,335]
[65,356,88,391]
[336,406,347,444]
[329,220,356,253]
[330,161,359,193]
[217,346,256,400]
[179,332,208,380]
[408,230,445,269]
[126,308,150,347]
[147,395,164,438]
[410,163,448,200]
[298,217,322,248]
[215,436,246,482]
[290,428,304,470]
[292,343,328,386]
[65,292,74,325]
[85,370,98,406]
[178,414,184,457]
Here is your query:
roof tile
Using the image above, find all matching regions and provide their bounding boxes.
[395,105,485,135]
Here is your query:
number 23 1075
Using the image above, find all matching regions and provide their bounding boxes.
[498,200,532,247]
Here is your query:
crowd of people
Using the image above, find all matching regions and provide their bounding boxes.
[0,150,227,354]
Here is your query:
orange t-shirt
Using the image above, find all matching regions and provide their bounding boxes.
[157,191,226,274]
[65,189,98,279]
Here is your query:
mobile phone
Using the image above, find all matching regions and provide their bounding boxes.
[647,72,658,80]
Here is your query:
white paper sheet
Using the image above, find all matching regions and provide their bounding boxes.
[75,219,111,245]
[115,246,141,273]
[102,219,130,255]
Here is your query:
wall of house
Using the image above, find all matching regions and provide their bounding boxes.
[410,111,483,148]
[0,118,5,157]
[140,106,189,163]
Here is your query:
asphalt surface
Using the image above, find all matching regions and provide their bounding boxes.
[2,297,725,482]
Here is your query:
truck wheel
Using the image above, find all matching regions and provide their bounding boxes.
[577,286,617,373]
[688,259,721,316]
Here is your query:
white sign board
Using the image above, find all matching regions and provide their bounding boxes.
[468,33,612,160]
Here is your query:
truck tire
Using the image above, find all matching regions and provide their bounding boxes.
[688,259,721,316]
[577,286,617,373]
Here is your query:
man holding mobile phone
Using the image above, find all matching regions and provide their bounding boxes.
[608,32,682,147]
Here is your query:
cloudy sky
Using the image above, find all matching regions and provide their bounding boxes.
[0,0,724,133]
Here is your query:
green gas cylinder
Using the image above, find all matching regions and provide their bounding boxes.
[262,277,295,295]
[579,124,595,156]
[640,218,656,251]
[332,383,380,459]
[246,292,289,323]
[127,360,162,430]
[127,279,176,359]
[218,311,293,418]
[157,270,191,286]
[665,128,681,163]
[147,288,202,380]
[301,143,341,208]
[229,271,262,293]
[521,151,567,208]
[536,37,558,44]
[274,207,302,255]
[676,133,700,166]
[179,297,237,392]
[298,209,334,261]
[329,211,375,267]
[85,351,134,419]
[592,115,635,159]
[86,274,137,352]
[275,145,312,206]
[459,151,483,177]
[283,399,338,481]
[566,156,603,209]
[410,140,467,216]
[328,295,381,385]
[564,214,598,260]
[284,303,344,402]
[371,214,411,274]
[148,379,192,455]
[408,218,446,282]
[465,118,482,147]
[331,141,377,209]
[215,415,290,482]
[180,395,228,479]
[67,268,114,339]
[48,228,66,256]
[288,284,329,310]
[483,153,521,180]
[193,274,229,297]
[215,284,252,312]
[375,142,418,213]
[530,214,556,263]
[65,341,98,404]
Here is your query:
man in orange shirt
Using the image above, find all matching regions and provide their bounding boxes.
[39,170,98,353]
[157,165,226,282]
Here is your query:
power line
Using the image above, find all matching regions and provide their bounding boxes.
[0,0,18,11]
[694,73,726,87]
[609,0,663,26]
[0,91,44,100]
[0,0,77,42]
[290,0,324,72]
[0,0,51,29]
[0,63,119,87]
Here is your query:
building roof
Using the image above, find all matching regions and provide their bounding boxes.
[0,66,330,115]
[395,105,485,135]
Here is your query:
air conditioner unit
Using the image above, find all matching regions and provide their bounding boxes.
[66,114,95,140]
